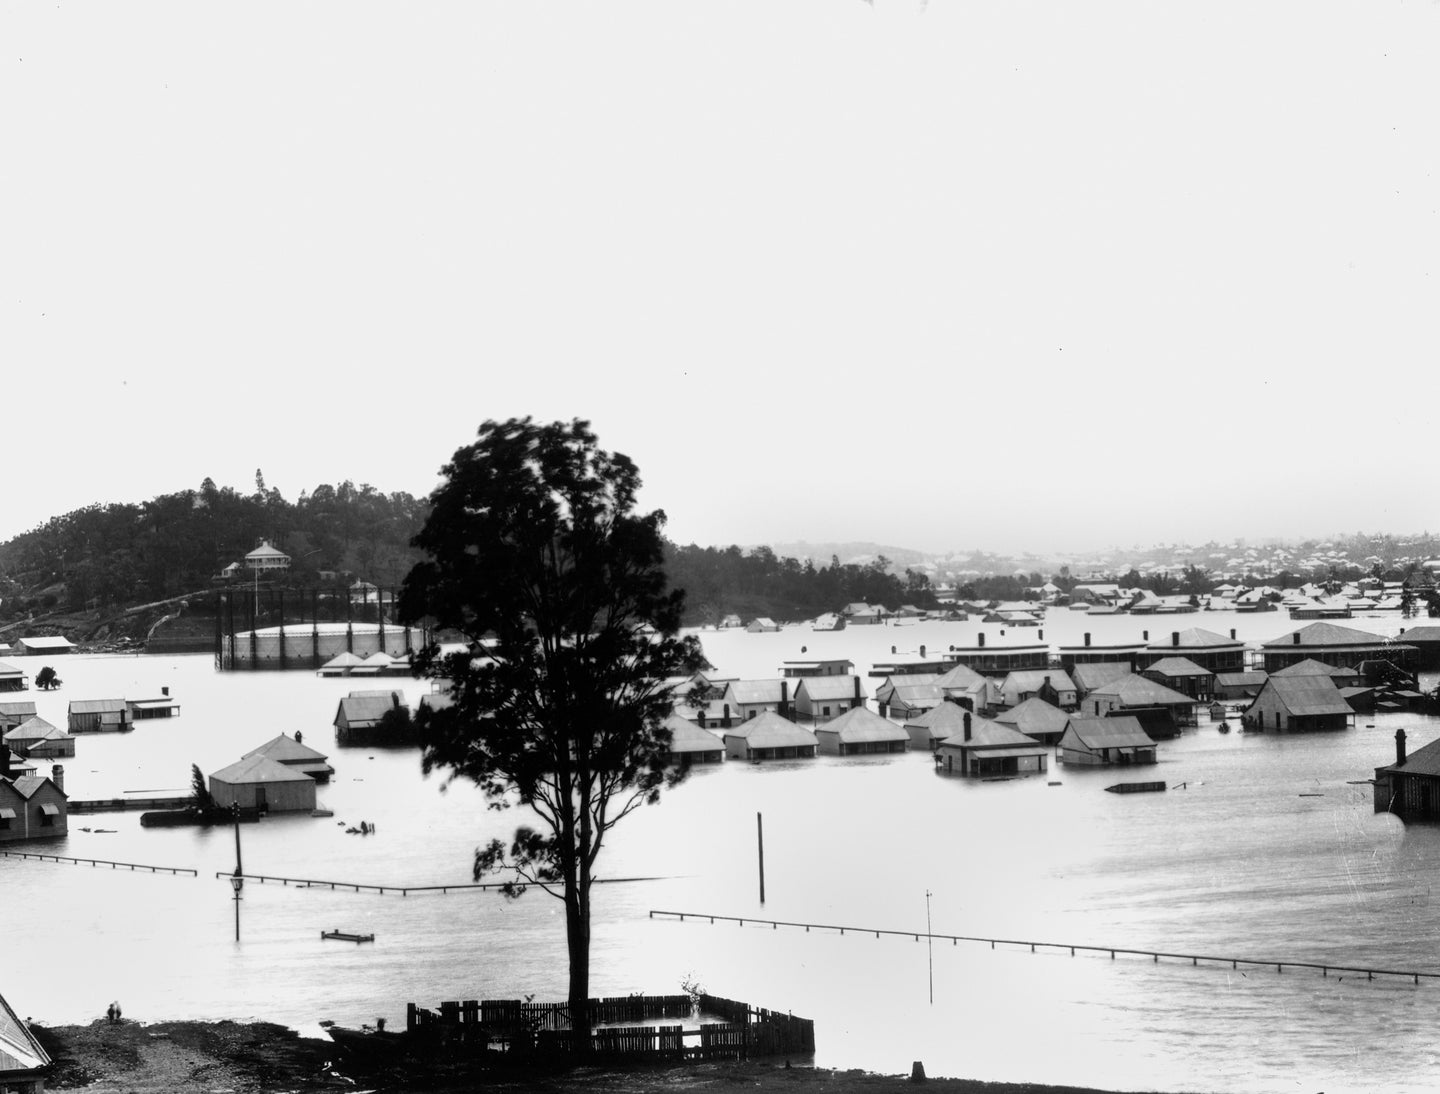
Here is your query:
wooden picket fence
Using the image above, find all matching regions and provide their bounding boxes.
[404,993,814,1062]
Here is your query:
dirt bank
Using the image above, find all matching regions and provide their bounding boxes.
[30,1018,1188,1094]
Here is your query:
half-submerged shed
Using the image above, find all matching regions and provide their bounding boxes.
[0,661,27,692]
[812,706,908,756]
[792,675,867,724]
[1058,715,1156,766]
[67,698,133,733]
[1374,729,1440,819]
[723,711,817,761]
[333,691,411,746]
[209,755,317,813]
[935,711,1048,777]
[2,716,75,758]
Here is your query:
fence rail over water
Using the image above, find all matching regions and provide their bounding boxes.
[650,909,1440,987]
[212,871,675,895]
[0,850,196,875]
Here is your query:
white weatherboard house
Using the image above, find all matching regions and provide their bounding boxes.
[243,733,335,782]
[935,711,1047,777]
[722,711,817,761]
[812,706,908,756]
[209,755,317,812]
[244,539,291,571]
[1058,715,1156,766]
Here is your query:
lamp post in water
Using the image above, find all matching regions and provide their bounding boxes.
[231,802,244,941]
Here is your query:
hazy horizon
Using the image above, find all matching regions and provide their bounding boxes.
[7,1,1436,557]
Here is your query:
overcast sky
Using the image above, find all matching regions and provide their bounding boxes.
[6,1,1436,556]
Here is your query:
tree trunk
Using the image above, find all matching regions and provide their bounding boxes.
[566,882,590,1054]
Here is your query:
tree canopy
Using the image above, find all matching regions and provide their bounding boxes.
[399,418,705,1040]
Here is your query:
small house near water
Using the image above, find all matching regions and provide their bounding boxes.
[209,755,317,813]
[935,711,1048,777]
[722,711,817,761]
[243,734,335,782]
[1058,715,1156,766]
[812,706,908,756]
[67,699,133,733]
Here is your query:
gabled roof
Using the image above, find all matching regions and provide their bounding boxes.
[993,697,1070,737]
[1255,676,1354,717]
[243,734,330,764]
[335,693,404,725]
[661,714,725,754]
[3,716,71,743]
[0,660,23,677]
[17,635,75,650]
[1271,658,1350,679]
[814,706,907,743]
[1087,674,1195,707]
[211,754,316,785]
[1146,627,1242,651]
[1062,715,1153,750]
[724,679,788,705]
[68,698,127,714]
[7,774,62,799]
[938,714,1044,751]
[1397,626,1440,643]
[934,664,988,691]
[321,652,368,669]
[794,676,867,701]
[1000,669,1076,693]
[905,702,972,733]
[245,540,289,560]
[1142,656,1213,678]
[1071,662,1133,691]
[887,682,946,705]
[1216,672,1268,687]
[723,711,817,750]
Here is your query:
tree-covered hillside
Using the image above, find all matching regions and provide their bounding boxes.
[0,472,427,620]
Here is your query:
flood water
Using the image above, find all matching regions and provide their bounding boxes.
[6,607,1440,1093]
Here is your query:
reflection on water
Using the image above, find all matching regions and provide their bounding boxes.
[6,611,1440,1093]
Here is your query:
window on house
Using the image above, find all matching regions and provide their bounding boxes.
[822,705,831,716]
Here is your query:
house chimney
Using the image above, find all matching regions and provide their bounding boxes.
[1293,633,1301,645]
[162,686,170,697]
[780,680,789,715]
[853,675,861,700]
[1172,632,1179,647]
[52,764,64,793]
[1230,629,1236,640]
[0,746,11,780]
[1396,728,1407,767]
[978,634,985,648]
[963,713,972,742]
[919,645,926,658]
[1038,629,1044,641]
[1084,633,1091,647]
[1143,630,1149,641]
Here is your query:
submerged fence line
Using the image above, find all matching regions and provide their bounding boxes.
[650,909,1440,987]
[212,871,677,895]
[0,850,196,876]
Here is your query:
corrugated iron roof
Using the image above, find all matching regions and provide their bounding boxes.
[1062,715,1153,750]
[723,711,817,750]
[211,754,316,785]
[1142,657,1212,677]
[661,714,725,754]
[1271,659,1348,678]
[68,698,128,714]
[938,716,1044,751]
[795,676,868,701]
[1087,674,1195,707]
[1146,627,1242,650]
[1000,669,1076,693]
[815,706,907,743]
[725,679,788,705]
[994,697,1070,736]
[1262,622,1400,649]
[0,988,50,1073]
[1258,676,1354,716]
[1383,735,1440,778]
[244,734,330,764]
[1070,662,1133,690]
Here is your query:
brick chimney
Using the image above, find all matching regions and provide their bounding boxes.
[1396,728,1408,767]
[978,634,985,648]
[1230,629,1236,640]
[1172,632,1180,647]
[963,712,972,742]
[52,764,65,794]
[1293,633,1301,645]
[1084,633,1091,647]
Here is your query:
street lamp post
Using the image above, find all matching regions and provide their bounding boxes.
[231,803,244,941]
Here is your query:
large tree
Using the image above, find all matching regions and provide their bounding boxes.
[398,418,705,1042]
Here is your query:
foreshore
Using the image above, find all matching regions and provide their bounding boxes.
[29,1017,1195,1094]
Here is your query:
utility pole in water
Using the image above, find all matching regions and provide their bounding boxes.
[757,812,766,904]
[926,889,934,1004]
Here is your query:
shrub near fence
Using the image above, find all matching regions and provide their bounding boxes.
[405,993,814,1062]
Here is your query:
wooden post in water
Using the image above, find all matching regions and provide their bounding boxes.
[757,812,765,904]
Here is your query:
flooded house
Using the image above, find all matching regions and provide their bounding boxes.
[902,700,972,751]
[209,755,317,813]
[13,636,75,656]
[874,675,944,720]
[996,669,1077,710]
[1080,674,1199,733]
[66,699,133,733]
[780,658,855,678]
[0,661,26,692]
[0,702,37,727]
[657,714,724,766]
[745,617,780,633]
[128,688,180,720]
[1058,715,1156,766]
[935,711,1047,776]
[932,663,993,713]
[812,706,908,755]
[1374,729,1440,819]
[2,717,75,759]
[0,987,51,1091]
[1242,676,1354,732]
[1270,659,1363,689]
[1258,622,1418,674]
[1133,628,1247,675]
[719,679,792,723]
[792,675,868,723]
[992,696,1070,746]
[0,758,67,842]
[1214,671,1268,702]
[1394,625,1440,669]
[723,711,818,760]
[1138,657,1216,702]
[333,690,411,746]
